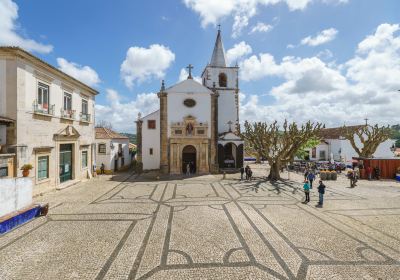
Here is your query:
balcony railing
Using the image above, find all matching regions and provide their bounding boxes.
[60,109,76,120]
[33,100,54,116]
[80,112,91,122]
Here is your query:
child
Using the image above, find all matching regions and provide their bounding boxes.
[303,180,310,203]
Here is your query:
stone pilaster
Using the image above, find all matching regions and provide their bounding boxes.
[210,88,219,174]
[158,89,169,174]
[135,116,143,173]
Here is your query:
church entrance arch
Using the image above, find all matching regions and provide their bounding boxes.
[182,145,196,174]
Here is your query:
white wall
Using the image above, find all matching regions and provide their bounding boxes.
[310,138,396,162]
[0,59,6,116]
[95,138,131,171]
[167,92,211,137]
[0,178,33,217]
[142,110,160,170]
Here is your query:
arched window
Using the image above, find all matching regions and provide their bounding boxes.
[219,73,227,87]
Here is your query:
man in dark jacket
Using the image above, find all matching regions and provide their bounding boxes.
[317,180,326,207]
[240,166,245,180]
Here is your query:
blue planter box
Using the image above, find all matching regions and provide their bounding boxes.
[396,174,400,182]
[0,206,41,235]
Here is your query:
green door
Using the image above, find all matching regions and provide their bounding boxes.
[60,144,73,183]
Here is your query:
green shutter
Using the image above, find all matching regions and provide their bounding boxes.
[38,156,48,180]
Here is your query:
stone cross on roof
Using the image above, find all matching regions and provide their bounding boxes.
[186,64,193,79]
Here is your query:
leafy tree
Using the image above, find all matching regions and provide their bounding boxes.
[391,124,400,148]
[342,124,391,158]
[241,120,324,180]
[295,138,321,160]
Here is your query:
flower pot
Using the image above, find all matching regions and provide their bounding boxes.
[22,169,30,177]
[331,172,337,181]
[396,174,400,182]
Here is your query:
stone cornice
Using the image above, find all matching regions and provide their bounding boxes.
[0,47,98,96]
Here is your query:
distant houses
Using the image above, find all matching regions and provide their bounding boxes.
[308,125,396,163]
[95,127,131,174]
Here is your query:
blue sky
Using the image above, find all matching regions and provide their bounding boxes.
[1,0,400,132]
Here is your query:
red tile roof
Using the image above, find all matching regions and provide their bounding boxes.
[95,127,128,139]
[318,125,364,140]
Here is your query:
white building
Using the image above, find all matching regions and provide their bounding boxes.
[95,127,131,173]
[0,47,97,194]
[137,29,244,174]
[309,126,396,163]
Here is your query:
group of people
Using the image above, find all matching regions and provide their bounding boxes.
[240,165,253,181]
[303,169,326,207]
[365,165,381,180]
[185,162,195,175]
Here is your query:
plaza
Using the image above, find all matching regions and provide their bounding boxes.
[1,165,400,279]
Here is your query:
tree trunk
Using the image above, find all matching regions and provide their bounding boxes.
[268,162,281,180]
[256,154,261,164]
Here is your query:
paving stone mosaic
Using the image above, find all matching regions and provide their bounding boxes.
[0,165,399,279]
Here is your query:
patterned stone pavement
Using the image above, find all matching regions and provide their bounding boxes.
[1,165,400,279]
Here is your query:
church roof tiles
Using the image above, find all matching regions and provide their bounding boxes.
[95,127,128,139]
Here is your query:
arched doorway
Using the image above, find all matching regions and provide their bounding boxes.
[182,145,196,174]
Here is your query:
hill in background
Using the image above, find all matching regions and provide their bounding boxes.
[120,133,137,144]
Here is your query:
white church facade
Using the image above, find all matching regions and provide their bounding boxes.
[136,29,244,174]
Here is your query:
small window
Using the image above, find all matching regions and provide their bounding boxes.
[219,73,227,87]
[148,120,156,129]
[98,143,106,154]
[82,151,88,168]
[319,150,326,160]
[149,148,153,155]
[175,130,182,135]
[38,156,49,180]
[197,129,204,135]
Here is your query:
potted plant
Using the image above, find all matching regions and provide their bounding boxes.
[396,167,400,182]
[20,164,33,177]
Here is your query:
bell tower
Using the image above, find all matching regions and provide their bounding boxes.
[201,27,239,134]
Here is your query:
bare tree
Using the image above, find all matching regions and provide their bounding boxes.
[241,120,324,180]
[96,120,113,130]
[342,124,391,158]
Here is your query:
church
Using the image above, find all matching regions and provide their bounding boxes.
[136,29,244,174]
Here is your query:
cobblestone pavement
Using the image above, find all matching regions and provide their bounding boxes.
[1,165,400,279]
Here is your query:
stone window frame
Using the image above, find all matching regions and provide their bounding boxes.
[35,151,51,185]
[218,72,227,87]
[37,155,49,180]
[37,81,51,113]
[98,143,106,154]
[81,150,88,169]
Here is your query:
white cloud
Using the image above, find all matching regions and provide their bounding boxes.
[183,0,347,37]
[249,22,273,34]
[57,58,101,87]
[95,89,159,133]
[120,44,175,88]
[239,23,400,127]
[301,28,338,46]
[178,68,202,83]
[226,41,252,66]
[0,0,53,53]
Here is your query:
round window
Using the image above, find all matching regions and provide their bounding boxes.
[183,98,196,108]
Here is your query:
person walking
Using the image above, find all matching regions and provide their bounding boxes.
[248,167,253,181]
[240,166,245,181]
[317,180,326,207]
[303,179,310,203]
[186,163,191,176]
[100,163,105,175]
[366,166,372,181]
[245,165,250,180]
[307,172,315,189]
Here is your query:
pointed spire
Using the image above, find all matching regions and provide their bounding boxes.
[210,27,227,67]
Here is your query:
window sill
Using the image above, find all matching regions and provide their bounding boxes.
[79,120,91,124]
[37,178,50,184]
[33,111,53,117]
[60,116,75,121]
